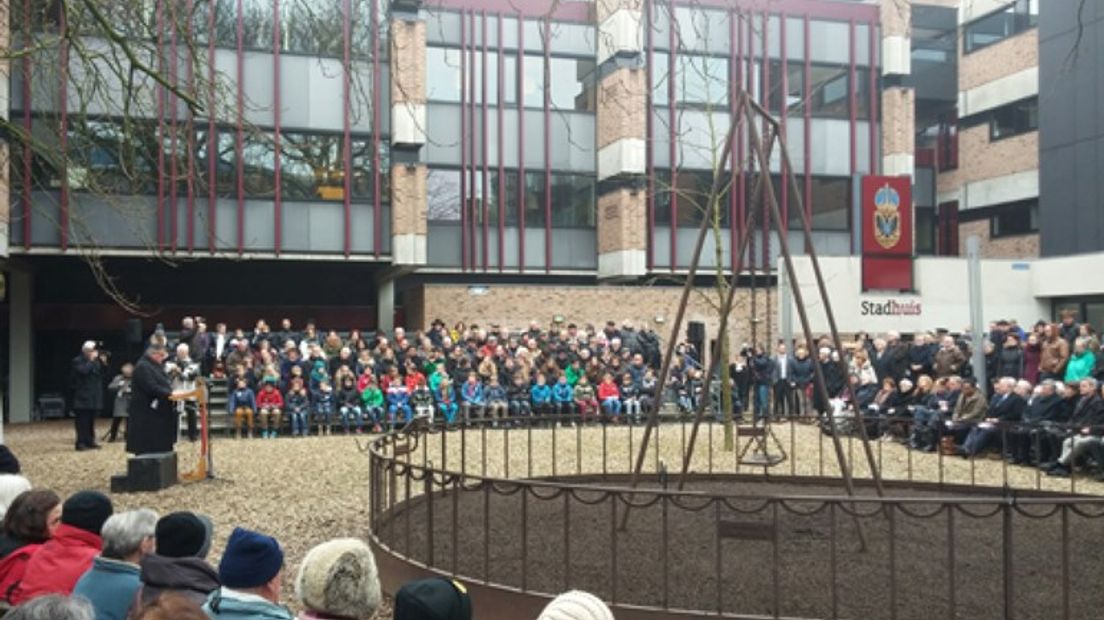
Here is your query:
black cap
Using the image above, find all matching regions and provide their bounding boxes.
[61,490,113,535]
[156,512,213,559]
[0,445,21,475]
[393,578,472,620]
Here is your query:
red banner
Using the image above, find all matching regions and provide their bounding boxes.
[861,176,913,291]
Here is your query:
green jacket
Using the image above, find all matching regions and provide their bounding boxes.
[360,386,384,408]
[565,365,584,387]
[1065,350,1096,383]
[574,383,596,401]
[203,588,294,620]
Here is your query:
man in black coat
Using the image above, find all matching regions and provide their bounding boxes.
[127,343,179,456]
[1043,378,1104,477]
[70,341,108,451]
[959,377,1025,457]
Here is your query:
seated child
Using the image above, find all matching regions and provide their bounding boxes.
[255,380,284,439]
[573,375,598,423]
[286,377,310,437]
[485,377,508,426]
[597,373,622,421]
[227,377,256,439]
[360,378,385,433]
[313,380,336,436]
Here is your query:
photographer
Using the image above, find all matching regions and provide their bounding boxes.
[70,341,109,451]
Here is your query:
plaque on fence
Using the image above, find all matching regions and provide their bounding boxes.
[717,520,775,541]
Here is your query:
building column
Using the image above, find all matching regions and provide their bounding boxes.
[377,276,395,335]
[0,1,11,258]
[8,268,33,424]
[595,0,646,280]
[880,0,914,178]
[390,1,427,267]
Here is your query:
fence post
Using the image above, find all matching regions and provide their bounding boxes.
[1002,497,1015,620]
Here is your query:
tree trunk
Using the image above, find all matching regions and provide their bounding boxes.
[711,195,735,451]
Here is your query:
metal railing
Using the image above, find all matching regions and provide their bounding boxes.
[366,416,1104,619]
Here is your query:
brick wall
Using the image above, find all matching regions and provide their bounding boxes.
[881,87,915,158]
[958,219,1040,259]
[935,125,1038,194]
[413,283,782,348]
[391,164,427,236]
[597,66,646,150]
[390,18,426,105]
[959,29,1038,92]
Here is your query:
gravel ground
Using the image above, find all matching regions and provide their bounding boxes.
[9,418,1103,618]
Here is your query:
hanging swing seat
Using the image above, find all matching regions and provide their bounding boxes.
[736,422,787,467]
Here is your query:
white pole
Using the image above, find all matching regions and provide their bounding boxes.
[967,236,986,388]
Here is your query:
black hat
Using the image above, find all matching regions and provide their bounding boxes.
[393,578,472,620]
[156,512,213,559]
[61,490,113,535]
[0,445,21,475]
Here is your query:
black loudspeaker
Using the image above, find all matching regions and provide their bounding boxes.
[111,452,178,493]
[124,319,144,345]
[687,321,706,343]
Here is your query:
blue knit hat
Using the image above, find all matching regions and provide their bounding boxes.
[219,527,284,589]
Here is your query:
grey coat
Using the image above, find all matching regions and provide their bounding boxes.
[109,375,132,418]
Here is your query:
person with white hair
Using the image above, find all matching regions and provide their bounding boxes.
[958,377,1025,457]
[73,509,158,620]
[70,340,109,451]
[295,539,380,620]
[166,343,201,443]
[0,476,32,522]
[537,590,615,620]
[6,595,94,620]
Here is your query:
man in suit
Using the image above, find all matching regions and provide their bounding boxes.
[959,377,1024,457]
[770,343,796,418]
[1043,378,1104,477]
[127,341,182,456]
[70,341,109,451]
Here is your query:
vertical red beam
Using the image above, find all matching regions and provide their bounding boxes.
[848,18,857,253]
[481,11,489,271]
[736,11,745,266]
[157,1,166,251]
[273,0,282,256]
[744,11,754,273]
[517,14,525,272]
[371,0,382,258]
[803,13,812,254]
[542,18,551,272]
[780,12,788,232]
[235,0,245,254]
[644,0,654,270]
[496,13,505,272]
[169,4,179,252]
[760,10,769,269]
[21,0,32,249]
[460,13,468,270]
[468,11,477,269]
[207,0,217,254]
[186,0,196,253]
[342,0,352,256]
[869,21,878,174]
[667,4,677,272]
[58,5,68,250]
[729,10,737,274]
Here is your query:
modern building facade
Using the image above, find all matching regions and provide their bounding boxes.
[0,0,1083,421]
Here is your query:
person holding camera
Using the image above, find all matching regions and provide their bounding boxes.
[70,341,108,451]
[167,343,202,442]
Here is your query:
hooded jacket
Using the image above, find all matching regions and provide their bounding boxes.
[136,553,220,608]
[10,524,102,605]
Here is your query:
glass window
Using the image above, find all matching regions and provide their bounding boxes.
[549,57,596,112]
[808,63,849,119]
[768,60,805,115]
[280,0,344,56]
[808,176,850,231]
[214,0,237,47]
[655,170,731,228]
[503,55,517,104]
[915,206,936,254]
[427,168,461,221]
[523,172,547,227]
[351,0,387,59]
[853,69,870,120]
[677,55,728,108]
[990,200,1038,237]
[241,131,276,197]
[196,128,238,199]
[651,53,669,106]
[549,174,595,228]
[522,54,543,108]
[279,132,361,202]
[65,119,157,195]
[964,0,1037,53]
[990,97,1037,140]
[240,0,274,50]
[426,46,463,102]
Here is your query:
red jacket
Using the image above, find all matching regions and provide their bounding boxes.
[404,372,425,393]
[598,382,620,401]
[256,387,284,409]
[10,524,102,605]
[0,543,42,602]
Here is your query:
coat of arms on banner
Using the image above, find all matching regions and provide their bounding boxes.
[873,183,902,250]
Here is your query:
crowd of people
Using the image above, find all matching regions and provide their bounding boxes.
[80,310,1104,476]
[741,314,1104,477]
[0,445,616,620]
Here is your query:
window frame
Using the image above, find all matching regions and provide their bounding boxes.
[989,199,1038,239]
[963,0,1037,54]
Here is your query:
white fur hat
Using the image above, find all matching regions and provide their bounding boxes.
[537,590,615,620]
[0,475,31,521]
[295,538,381,620]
